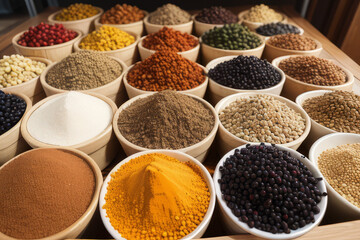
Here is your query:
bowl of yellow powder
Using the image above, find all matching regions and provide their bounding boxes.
[99,150,216,240]
[74,25,139,66]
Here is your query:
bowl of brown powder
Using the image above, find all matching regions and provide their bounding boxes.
[113,91,218,162]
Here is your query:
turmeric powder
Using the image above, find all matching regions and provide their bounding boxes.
[103,153,210,240]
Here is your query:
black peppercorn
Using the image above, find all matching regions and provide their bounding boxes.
[0,91,26,135]
[195,6,238,24]
[256,22,301,36]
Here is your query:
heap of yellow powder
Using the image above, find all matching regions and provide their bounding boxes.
[103,153,210,240]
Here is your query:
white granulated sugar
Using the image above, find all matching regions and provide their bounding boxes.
[27,91,112,146]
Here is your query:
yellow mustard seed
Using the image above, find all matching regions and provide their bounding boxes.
[55,3,99,21]
[79,25,135,51]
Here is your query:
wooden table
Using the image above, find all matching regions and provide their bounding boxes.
[1,5,359,240]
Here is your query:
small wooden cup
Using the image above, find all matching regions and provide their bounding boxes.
[0,92,32,165]
[238,10,288,31]
[20,92,119,170]
[192,14,225,37]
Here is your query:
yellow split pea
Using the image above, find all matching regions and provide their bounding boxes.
[79,25,135,51]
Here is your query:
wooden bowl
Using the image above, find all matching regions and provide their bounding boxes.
[12,30,82,62]
[255,23,305,40]
[74,31,139,66]
[214,92,311,156]
[0,92,32,165]
[138,35,200,62]
[20,92,119,170]
[1,57,51,104]
[192,14,225,37]
[206,55,286,105]
[263,37,322,62]
[99,149,216,239]
[0,147,103,240]
[48,7,104,34]
[143,15,193,34]
[213,143,327,238]
[200,36,265,65]
[272,55,355,101]
[238,10,288,31]
[40,56,127,106]
[94,11,148,36]
[112,93,219,162]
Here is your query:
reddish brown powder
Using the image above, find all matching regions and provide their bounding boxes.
[0,148,95,239]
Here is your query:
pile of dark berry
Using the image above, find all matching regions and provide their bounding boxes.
[0,91,27,135]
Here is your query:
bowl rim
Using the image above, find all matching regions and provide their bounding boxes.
[73,30,139,53]
[213,142,328,240]
[39,56,127,95]
[272,55,355,88]
[94,11,148,27]
[48,7,104,24]
[205,55,286,93]
[0,146,103,240]
[138,34,200,54]
[112,91,219,153]
[143,14,193,28]
[255,23,304,37]
[12,29,82,50]
[215,92,311,148]
[99,149,216,240]
[308,132,360,214]
[238,9,287,25]
[20,92,117,149]
[122,61,209,96]
[265,36,323,53]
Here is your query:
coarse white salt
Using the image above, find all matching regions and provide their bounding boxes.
[27,91,112,146]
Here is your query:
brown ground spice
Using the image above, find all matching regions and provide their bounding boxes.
[117,91,214,149]
[126,50,205,91]
[0,149,95,239]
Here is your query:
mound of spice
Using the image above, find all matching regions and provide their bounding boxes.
[100,4,145,24]
[244,4,283,23]
[268,34,317,51]
[27,92,112,146]
[219,95,306,144]
[103,153,210,240]
[219,143,325,234]
[0,91,26,135]
[0,54,46,88]
[46,51,122,90]
[256,23,301,36]
[117,91,214,149]
[0,148,95,239]
[278,56,347,86]
[126,51,205,91]
[79,25,135,51]
[202,24,262,50]
[17,22,78,47]
[55,3,99,21]
[142,27,198,52]
[195,6,238,24]
[318,143,360,208]
[302,91,360,133]
[208,55,281,90]
[148,4,191,25]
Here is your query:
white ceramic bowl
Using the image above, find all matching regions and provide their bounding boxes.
[20,92,119,170]
[192,14,225,37]
[309,133,360,222]
[273,55,354,101]
[200,36,265,65]
[215,92,311,155]
[1,57,52,103]
[48,7,104,34]
[213,143,328,238]
[112,92,219,162]
[99,149,216,240]
[143,15,193,34]
[0,147,103,240]
[138,35,200,62]
[94,12,148,36]
[206,55,286,105]
[255,24,304,40]
[74,31,139,66]
[40,56,127,106]
[238,10,288,31]
[12,30,82,62]
[123,62,208,99]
